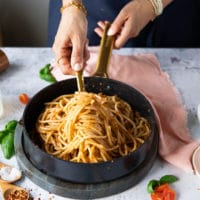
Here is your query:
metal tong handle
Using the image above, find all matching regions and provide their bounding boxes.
[76,70,85,92]
[93,22,114,77]
[76,22,114,92]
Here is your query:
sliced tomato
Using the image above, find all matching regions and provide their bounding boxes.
[151,183,175,200]
[19,93,29,105]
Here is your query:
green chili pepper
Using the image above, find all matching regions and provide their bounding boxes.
[39,63,56,83]
[5,120,18,132]
[1,132,15,159]
[0,130,9,144]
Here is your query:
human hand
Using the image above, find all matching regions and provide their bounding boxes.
[94,0,155,49]
[52,7,89,74]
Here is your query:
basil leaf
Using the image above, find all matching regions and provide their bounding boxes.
[43,64,51,74]
[40,64,51,75]
[147,179,160,193]
[39,64,56,83]
[5,120,18,132]
[159,175,178,184]
[1,132,15,159]
[40,73,56,83]
[0,130,9,144]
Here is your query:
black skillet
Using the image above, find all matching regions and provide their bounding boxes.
[21,24,158,184]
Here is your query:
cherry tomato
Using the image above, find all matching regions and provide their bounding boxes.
[151,184,175,200]
[19,93,29,105]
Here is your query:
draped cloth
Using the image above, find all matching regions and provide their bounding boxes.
[51,47,200,173]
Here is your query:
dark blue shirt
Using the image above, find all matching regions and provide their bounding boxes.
[48,0,200,47]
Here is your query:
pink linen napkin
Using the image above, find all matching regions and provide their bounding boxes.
[51,47,200,173]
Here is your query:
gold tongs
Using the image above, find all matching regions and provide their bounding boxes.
[93,22,114,77]
[76,22,114,91]
[76,69,85,92]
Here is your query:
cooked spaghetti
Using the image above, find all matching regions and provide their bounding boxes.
[36,92,150,163]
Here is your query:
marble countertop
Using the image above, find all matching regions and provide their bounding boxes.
[0,47,200,200]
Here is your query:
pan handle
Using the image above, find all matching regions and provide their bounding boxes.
[93,22,114,78]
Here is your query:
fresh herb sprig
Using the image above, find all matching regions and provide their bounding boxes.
[147,174,178,193]
[0,120,18,159]
[39,63,56,83]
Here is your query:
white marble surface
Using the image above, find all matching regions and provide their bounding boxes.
[0,47,200,200]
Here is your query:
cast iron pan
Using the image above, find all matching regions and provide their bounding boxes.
[22,77,158,184]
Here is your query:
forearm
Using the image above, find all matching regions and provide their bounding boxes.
[61,0,87,16]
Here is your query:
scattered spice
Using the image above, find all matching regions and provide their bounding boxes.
[6,189,30,200]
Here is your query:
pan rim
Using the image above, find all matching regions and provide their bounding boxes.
[23,77,157,166]
[21,77,158,183]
